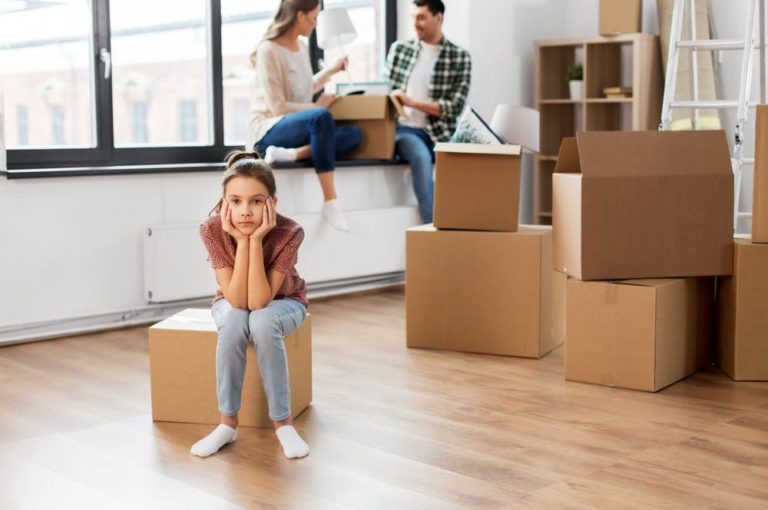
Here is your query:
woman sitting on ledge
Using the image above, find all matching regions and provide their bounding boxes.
[248,0,362,232]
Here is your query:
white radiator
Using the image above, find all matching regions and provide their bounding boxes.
[144,223,214,303]
[143,206,420,303]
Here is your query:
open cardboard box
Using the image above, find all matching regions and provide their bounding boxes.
[553,130,734,280]
[753,104,768,243]
[433,143,522,232]
[329,95,402,160]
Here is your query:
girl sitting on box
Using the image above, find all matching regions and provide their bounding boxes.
[194,150,309,459]
[248,0,362,232]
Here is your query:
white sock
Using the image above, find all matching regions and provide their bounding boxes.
[322,198,350,232]
[264,146,297,164]
[275,425,309,459]
[190,424,237,458]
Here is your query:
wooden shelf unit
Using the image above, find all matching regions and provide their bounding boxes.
[533,33,663,224]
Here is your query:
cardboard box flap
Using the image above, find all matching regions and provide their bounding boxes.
[330,95,391,120]
[554,137,581,173]
[616,279,681,289]
[575,130,732,177]
[434,143,521,156]
[151,308,215,332]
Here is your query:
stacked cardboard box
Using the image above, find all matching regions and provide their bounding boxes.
[713,106,768,381]
[406,143,566,358]
[553,130,734,391]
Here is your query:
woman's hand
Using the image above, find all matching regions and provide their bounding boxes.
[330,56,349,75]
[314,93,338,108]
[251,197,277,242]
[220,200,249,241]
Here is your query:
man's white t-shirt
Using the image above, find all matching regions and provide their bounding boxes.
[400,41,441,129]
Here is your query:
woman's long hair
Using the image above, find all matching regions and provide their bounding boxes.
[210,150,277,216]
[249,0,320,67]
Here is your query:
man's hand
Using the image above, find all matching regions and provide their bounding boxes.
[390,89,412,107]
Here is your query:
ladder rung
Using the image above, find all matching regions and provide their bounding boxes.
[670,100,738,109]
[737,212,753,219]
[669,100,761,109]
[677,39,745,50]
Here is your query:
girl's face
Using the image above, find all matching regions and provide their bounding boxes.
[296,6,320,38]
[224,176,274,236]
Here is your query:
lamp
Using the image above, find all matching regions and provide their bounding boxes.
[316,8,357,83]
[490,104,540,153]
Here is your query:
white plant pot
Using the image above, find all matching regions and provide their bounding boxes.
[569,80,583,100]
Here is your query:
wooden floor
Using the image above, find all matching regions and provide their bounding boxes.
[1,289,767,509]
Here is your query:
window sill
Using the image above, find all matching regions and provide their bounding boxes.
[1,158,403,179]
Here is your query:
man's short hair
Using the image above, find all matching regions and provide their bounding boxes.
[413,0,445,16]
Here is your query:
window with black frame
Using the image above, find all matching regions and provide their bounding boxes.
[0,0,395,176]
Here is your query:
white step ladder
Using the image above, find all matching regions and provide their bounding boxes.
[659,0,766,231]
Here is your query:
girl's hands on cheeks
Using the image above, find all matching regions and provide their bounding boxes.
[220,199,248,241]
[252,197,277,242]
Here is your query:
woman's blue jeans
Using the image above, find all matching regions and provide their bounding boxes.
[255,108,362,173]
[211,298,307,422]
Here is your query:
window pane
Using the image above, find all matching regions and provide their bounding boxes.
[110,0,211,147]
[322,0,386,91]
[0,0,95,149]
[221,0,279,146]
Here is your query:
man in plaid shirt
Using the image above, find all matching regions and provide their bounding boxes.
[384,0,471,224]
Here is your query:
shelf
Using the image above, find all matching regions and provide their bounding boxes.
[538,154,558,161]
[538,212,553,218]
[538,99,580,105]
[586,97,633,103]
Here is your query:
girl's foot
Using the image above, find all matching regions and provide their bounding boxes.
[264,146,297,164]
[190,424,237,457]
[322,198,350,232]
[275,425,309,459]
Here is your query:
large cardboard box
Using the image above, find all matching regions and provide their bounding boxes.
[599,0,642,36]
[149,308,312,427]
[329,95,397,159]
[716,238,768,380]
[553,130,734,280]
[565,277,714,392]
[406,224,565,358]
[753,104,768,243]
[433,143,522,232]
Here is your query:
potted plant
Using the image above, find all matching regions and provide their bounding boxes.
[567,64,583,100]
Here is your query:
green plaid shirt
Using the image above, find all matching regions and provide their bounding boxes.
[384,37,472,142]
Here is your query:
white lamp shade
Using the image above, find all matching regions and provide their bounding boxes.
[490,104,540,153]
[316,8,357,49]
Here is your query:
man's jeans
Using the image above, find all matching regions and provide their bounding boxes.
[396,126,435,223]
